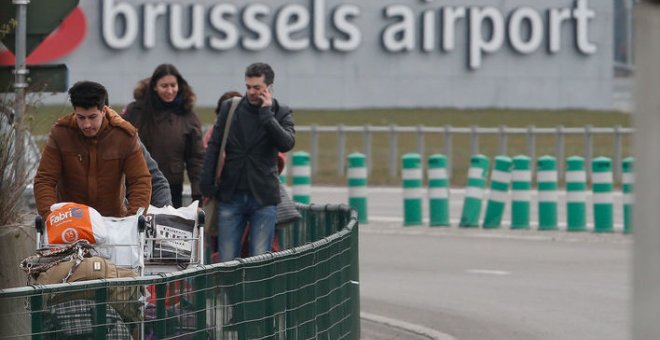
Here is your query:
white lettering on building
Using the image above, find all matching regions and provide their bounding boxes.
[508,7,544,54]
[468,6,505,70]
[102,0,361,53]
[381,0,597,69]
[101,0,596,69]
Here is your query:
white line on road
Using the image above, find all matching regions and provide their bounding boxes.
[361,312,456,340]
[466,269,512,276]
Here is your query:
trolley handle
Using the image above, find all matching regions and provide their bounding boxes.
[197,210,205,229]
[138,215,146,233]
[35,215,44,234]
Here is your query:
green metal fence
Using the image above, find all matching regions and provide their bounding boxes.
[0,203,360,340]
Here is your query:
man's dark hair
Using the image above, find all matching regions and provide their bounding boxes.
[68,81,108,109]
[245,62,275,85]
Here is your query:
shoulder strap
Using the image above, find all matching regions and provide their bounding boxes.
[214,96,241,180]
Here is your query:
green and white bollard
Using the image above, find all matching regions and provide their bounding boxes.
[592,157,614,233]
[511,155,532,229]
[622,157,634,234]
[565,156,587,232]
[402,153,423,226]
[537,155,558,231]
[348,152,368,224]
[483,156,512,229]
[292,151,311,204]
[460,154,490,227]
[428,154,449,227]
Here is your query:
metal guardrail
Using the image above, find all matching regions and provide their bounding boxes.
[286,125,633,180]
[0,203,360,340]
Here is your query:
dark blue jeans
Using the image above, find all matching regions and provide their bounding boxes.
[217,191,276,262]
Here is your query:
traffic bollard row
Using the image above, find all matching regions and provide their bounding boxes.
[537,155,558,231]
[428,154,450,227]
[460,154,490,227]
[284,151,633,232]
[348,152,368,224]
[292,151,311,204]
[622,157,634,234]
[511,155,532,230]
[565,156,587,232]
[401,153,423,226]
[592,157,614,233]
[483,156,512,229]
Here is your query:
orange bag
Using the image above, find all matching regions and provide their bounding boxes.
[46,203,96,244]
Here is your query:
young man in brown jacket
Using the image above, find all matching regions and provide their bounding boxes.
[34,81,152,219]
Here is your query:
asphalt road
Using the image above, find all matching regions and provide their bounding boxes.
[308,186,631,340]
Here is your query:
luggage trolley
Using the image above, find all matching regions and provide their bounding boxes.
[33,211,149,339]
[34,211,148,274]
[32,206,206,339]
[34,206,206,273]
[141,207,207,339]
[142,208,206,275]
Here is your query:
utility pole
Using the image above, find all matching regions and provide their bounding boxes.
[632,1,660,339]
[12,0,28,178]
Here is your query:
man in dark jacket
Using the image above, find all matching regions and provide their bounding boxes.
[201,62,295,262]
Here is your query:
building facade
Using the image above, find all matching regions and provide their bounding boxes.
[3,0,635,110]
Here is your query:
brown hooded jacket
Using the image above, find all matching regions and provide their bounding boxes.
[34,107,152,218]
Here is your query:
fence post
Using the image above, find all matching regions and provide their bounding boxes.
[592,156,614,233]
[348,153,368,224]
[623,157,634,234]
[444,125,453,182]
[498,125,508,155]
[30,295,43,340]
[537,155,559,231]
[94,288,108,340]
[402,153,423,226]
[511,155,532,229]
[614,125,623,180]
[416,124,425,157]
[194,274,207,340]
[556,125,565,181]
[310,125,318,176]
[483,156,512,229]
[585,125,593,178]
[527,125,536,174]
[292,151,311,204]
[470,125,479,155]
[337,124,346,176]
[428,154,449,226]
[363,124,372,175]
[389,124,398,178]
[460,154,489,227]
[566,156,587,232]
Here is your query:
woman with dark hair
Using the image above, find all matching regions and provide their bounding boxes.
[122,64,205,208]
[202,90,242,150]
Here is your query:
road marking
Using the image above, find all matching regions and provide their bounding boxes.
[361,312,456,340]
[466,269,511,276]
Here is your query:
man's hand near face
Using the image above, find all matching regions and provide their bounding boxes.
[259,86,273,108]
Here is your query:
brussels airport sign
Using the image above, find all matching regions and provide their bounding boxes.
[101,0,596,69]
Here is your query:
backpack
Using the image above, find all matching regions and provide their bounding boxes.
[35,256,143,323]
[21,240,143,323]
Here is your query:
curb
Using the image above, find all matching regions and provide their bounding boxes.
[360,312,456,340]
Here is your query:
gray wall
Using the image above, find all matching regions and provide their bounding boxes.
[47,0,614,110]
